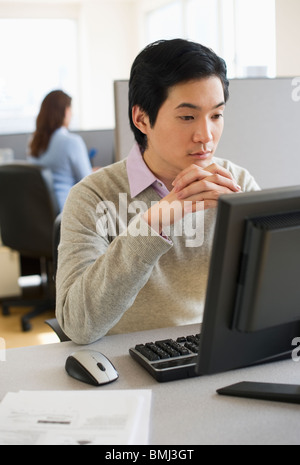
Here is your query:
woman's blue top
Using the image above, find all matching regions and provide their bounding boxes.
[30,127,92,212]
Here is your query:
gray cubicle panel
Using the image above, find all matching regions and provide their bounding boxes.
[114,80,135,163]
[76,129,115,167]
[0,129,115,167]
[114,78,300,189]
[0,133,31,161]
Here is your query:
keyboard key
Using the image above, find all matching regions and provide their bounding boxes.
[135,344,160,361]
[130,333,201,381]
[187,335,200,344]
[155,340,181,357]
[167,339,190,356]
[145,343,170,359]
[184,342,198,353]
[134,333,200,363]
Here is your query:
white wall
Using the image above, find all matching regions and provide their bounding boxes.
[276,0,300,77]
[80,0,300,128]
[0,0,141,131]
[0,1,80,18]
[78,0,140,130]
[0,0,300,132]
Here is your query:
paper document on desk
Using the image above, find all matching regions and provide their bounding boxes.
[0,390,152,445]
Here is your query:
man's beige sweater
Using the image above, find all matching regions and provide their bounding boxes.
[56,157,259,344]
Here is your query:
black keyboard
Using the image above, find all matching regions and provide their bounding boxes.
[129,334,201,382]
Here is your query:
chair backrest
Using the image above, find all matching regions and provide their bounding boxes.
[53,212,62,279]
[46,213,71,342]
[0,163,59,258]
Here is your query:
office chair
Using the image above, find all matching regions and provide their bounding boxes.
[0,163,59,331]
[45,213,71,342]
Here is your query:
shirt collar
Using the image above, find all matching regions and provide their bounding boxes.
[126,143,169,198]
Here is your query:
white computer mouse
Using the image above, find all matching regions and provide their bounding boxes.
[65,350,119,386]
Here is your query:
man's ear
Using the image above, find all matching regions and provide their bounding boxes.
[131,105,149,135]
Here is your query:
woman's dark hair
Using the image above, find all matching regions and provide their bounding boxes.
[129,39,229,152]
[29,90,72,158]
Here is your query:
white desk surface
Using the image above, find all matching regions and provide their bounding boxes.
[1,324,300,445]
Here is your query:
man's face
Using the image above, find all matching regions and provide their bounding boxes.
[141,77,225,183]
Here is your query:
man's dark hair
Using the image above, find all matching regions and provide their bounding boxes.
[129,39,229,152]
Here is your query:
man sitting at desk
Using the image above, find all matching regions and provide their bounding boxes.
[56,39,259,344]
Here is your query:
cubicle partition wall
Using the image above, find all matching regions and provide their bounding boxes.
[114,80,135,163]
[114,78,300,189]
[0,129,115,168]
[1,78,300,188]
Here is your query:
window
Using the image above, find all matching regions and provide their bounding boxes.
[144,0,276,79]
[146,1,183,43]
[186,0,220,53]
[233,0,276,78]
[0,19,79,135]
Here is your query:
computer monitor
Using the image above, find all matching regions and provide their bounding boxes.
[130,185,300,382]
[197,185,300,375]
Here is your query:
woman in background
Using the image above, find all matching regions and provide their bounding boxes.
[29,90,92,212]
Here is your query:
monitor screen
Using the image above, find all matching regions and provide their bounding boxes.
[197,185,300,375]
